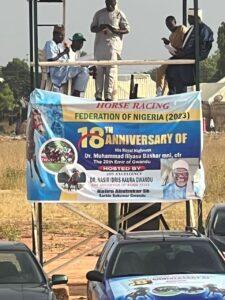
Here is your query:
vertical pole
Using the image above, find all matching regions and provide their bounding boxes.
[129,74,135,99]
[183,0,187,26]
[29,0,35,255]
[197,199,204,233]
[33,0,39,88]
[29,0,34,91]
[108,204,120,235]
[186,201,191,228]
[34,0,43,264]
[194,0,200,91]
[32,203,39,258]
[38,203,43,265]
[63,0,66,30]
[31,204,37,255]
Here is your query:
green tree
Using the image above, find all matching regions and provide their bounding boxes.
[217,22,225,79]
[2,58,30,99]
[0,82,15,112]
[200,51,220,82]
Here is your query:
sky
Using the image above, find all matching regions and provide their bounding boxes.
[0,0,224,73]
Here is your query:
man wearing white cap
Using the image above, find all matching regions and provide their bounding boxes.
[166,8,214,95]
[163,159,189,200]
[90,0,130,101]
[44,27,89,97]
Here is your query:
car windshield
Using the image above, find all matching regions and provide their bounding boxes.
[213,210,225,235]
[0,251,45,284]
[108,241,225,278]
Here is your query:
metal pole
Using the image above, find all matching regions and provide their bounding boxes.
[186,201,191,227]
[160,215,170,230]
[63,0,66,30]
[183,0,187,26]
[33,0,39,88]
[197,199,204,233]
[37,203,43,265]
[28,0,34,91]
[108,204,120,234]
[129,74,135,99]
[29,0,36,255]
[32,213,36,254]
[194,0,200,90]
[33,0,43,265]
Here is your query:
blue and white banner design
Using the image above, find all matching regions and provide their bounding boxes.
[108,274,225,299]
[26,89,204,202]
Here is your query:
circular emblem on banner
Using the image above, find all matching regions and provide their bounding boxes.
[39,138,77,175]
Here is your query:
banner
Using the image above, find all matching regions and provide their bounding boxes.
[26,89,204,202]
[109,274,225,299]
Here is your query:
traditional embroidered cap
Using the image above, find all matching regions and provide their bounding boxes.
[69,33,86,41]
[188,8,203,20]
[172,160,189,171]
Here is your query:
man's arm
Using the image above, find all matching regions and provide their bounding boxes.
[118,11,130,35]
[90,12,108,33]
[106,24,129,35]
[91,24,108,33]
[44,41,69,62]
[47,48,69,61]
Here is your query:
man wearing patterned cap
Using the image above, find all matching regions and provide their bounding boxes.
[90,0,130,101]
[44,26,89,97]
[166,8,214,95]
[163,160,189,200]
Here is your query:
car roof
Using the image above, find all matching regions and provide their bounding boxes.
[116,230,208,243]
[0,241,29,251]
[212,204,225,211]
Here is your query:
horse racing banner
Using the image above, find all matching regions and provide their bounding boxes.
[27,89,204,202]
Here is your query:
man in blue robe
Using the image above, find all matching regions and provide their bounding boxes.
[166,9,214,95]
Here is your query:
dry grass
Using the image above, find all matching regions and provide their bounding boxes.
[203,134,225,203]
[0,141,26,190]
[0,134,224,240]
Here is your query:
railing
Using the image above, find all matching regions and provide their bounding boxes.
[33,59,195,67]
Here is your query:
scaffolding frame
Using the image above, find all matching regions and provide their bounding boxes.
[28,0,203,267]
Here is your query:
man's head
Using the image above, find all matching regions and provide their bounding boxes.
[70,33,86,52]
[188,8,202,25]
[105,0,117,12]
[53,25,65,44]
[172,160,189,188]
[165,16,177,32]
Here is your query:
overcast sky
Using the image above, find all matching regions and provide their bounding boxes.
[1,0,224,72]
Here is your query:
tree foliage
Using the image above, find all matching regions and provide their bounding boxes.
[217,22,225,79]
[0,82,15,112]
[200,51,220,82]
[2,58,30,99]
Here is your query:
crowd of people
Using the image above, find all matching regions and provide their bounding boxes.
[43,0,214,100]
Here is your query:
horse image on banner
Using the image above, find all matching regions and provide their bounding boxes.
[26,108,45,186]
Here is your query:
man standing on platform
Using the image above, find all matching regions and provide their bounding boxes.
[166,9,214,95]
[156,16,188,96]
[90,0,130,101]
